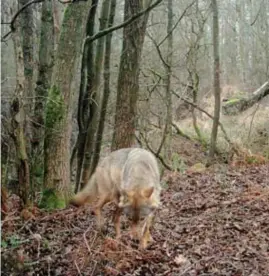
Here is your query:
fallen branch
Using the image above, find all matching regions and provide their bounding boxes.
[222,81,269,115]
[172,122,191,140]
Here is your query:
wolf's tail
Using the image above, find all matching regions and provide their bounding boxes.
[70,174,97,206]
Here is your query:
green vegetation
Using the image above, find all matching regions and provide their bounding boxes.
[39,188,66,210]
[45,85,65,131]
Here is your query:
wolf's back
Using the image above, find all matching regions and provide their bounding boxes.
[121,148,161,189]
[70,148,133,206]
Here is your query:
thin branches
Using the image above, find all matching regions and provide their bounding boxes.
[85,0,163,44]
[171,89,239,154]
[2,0,43,41]
[1,0,89,42]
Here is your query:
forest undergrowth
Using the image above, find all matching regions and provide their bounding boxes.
[2,159,269,275]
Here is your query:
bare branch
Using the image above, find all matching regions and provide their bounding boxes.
[250,0,264,26]
[2,0,43,42]
[135,133,172,171]
[157,0,197,47]
[171,89,239,153]
[1,0,89,42]
[85,0,163,44]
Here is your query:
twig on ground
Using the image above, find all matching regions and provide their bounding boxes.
[74,260,82,276]
[83,227,96,253]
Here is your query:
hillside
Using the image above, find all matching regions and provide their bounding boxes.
[2,164,269,275]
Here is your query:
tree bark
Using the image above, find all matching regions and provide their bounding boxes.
[73,0,99,192]
[19,0,34,114]
[163,0,173,159]
[32,0,54,195]
[87,0,117,177]
[209,0,221,160]
[42,1,92,209]
[80,0,111,188]
[111,0,152,150]
[11,19,31,206]
[222,81,269,115]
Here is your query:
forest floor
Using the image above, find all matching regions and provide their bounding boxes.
[1,163,269,276]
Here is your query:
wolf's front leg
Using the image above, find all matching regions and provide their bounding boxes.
[130,222,139,240]
[140,212,155,249]
[113,207,122,239]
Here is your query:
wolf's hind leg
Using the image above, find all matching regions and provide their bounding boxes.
[113,207,122,239]
[94,196,109,232]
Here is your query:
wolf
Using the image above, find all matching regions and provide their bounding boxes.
[70,148,161,249]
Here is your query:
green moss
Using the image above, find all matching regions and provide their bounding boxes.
[59,6,74,45]
[34,166,43,178]
[225,98,240,105]
[45,85,65,130]
[39,188,66,210]
[25,67,33,76]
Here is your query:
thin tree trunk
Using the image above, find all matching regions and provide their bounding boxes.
[163,0,173,159]
[88,0,117,176]
[111,0,152,150]
[209,0,221,160]
[42,1,92,209]
[74,0,99,192]
[80,0,111,187]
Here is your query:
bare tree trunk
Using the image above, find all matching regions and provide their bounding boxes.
[163,0,173,159]
[18,0,35,201]
[80,0,111,187]
[52,0,61,46]
[209,0,221,160]
[88,0,117,175]
[73,0,99,192]
[11,22,31,206]
[32,0,54,197]
[19,0,34,114]
[111,0,152,150]
[42,1,92,209]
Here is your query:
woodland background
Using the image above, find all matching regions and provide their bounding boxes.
[1,0,269,275]
[1,0,269,211]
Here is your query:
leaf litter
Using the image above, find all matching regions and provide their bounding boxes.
[1,164,269,275]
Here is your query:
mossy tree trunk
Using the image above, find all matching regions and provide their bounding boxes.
[111,0,152,150]
[32,0,54,198]
[18,0,35,201]
[42,1,92,209]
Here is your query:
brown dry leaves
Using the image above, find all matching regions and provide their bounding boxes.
[1,164,269,275]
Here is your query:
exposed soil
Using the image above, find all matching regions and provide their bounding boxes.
[1,164,269,276]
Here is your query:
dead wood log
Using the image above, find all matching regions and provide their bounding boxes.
[222,81,269,115]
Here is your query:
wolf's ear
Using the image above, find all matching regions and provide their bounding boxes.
[142,187,154,198]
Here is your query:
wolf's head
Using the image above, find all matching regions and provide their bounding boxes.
[118,186,159,223]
